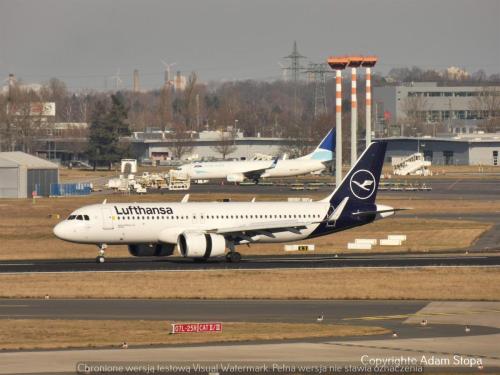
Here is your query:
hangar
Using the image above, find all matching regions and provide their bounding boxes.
[0,152,59,198]
[379,134,500,166]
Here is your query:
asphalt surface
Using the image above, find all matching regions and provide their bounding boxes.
[169,177,500,200]
[0,253,499,273]
[1,299,497,341]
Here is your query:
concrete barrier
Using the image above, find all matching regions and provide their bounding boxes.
[388,234,407,241]
[347,242,372,250]
[354,239,377,245]
[379,239,402,246]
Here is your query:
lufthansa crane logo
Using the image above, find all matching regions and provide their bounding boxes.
[349,169,376,200]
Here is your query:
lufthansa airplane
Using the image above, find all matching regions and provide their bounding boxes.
[176,128,335,183]
[54,141,399,263]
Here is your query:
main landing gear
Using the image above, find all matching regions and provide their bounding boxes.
[226,242,242,263]
[96,244,107,263]
[226,252,242,263]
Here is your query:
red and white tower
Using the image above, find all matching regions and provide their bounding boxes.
[327,56,349,184]
[347,56,363,165]
[362,56,378,147]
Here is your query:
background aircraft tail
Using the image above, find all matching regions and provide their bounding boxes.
[321,141,387,206]
[299,128,335,161]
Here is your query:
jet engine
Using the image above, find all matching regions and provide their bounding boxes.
[226,173,245,183]
[128,244,175,257]
[177,232,226,258]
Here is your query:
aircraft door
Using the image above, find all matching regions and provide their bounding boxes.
[199,212,207,225]
[102,207,114,230]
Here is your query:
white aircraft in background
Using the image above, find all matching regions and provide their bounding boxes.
[177,129,335,183]
[54,141,403,263]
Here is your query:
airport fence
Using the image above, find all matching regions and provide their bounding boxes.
[50,183,92,196]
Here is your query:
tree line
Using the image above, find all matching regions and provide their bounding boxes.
[0,67,499,162]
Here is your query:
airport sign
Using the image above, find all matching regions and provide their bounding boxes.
[171,322,223,334]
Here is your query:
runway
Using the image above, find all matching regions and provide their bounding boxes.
[0,299,498,340]
[1,300,500,373]
[1,253,499,273]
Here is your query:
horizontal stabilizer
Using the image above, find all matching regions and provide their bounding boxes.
[351,208,411,217]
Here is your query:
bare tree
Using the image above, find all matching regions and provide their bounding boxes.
[159,84,173,130]
[279,126,314,159]
[211,129,237,160]
[471,87,500,132]
[399,95,429,136]
[183,72,198,130]
[168,123,194,160]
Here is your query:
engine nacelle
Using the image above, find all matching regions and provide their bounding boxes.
[226,173,245,183]
[128,244,175,257]
[177,232,226,258]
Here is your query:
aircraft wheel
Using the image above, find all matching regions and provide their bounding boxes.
[228,252,241,263]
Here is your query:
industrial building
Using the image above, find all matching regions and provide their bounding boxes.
[374,83,500,134]
[0,152,59,198]
[34,128,500,167]
[131,130,301,163]
[379,134,500,166]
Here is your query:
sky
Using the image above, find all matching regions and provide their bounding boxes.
[0,0,499,91]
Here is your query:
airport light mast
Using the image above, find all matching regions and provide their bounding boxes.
[327,56,349,184]
[347,56,363,165]
[362,56,378,147]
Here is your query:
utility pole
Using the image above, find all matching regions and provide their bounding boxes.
[4,74,16,151]
[283,41,306,121]
[133,69,140,92]
[196,93,200,130]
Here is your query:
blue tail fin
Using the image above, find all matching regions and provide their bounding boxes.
[301,128,335,161]
[322,141,387,205]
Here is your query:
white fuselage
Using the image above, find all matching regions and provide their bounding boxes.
[179,159,327,180]
[54,201,331,246]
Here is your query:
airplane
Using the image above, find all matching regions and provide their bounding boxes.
[176,128,335,183]
[54,141,403,263]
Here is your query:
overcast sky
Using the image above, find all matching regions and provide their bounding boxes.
[0,0,499,90]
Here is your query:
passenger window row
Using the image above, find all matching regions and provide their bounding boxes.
[115,214,320,221]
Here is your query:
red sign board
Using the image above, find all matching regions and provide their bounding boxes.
[171,322,223,334]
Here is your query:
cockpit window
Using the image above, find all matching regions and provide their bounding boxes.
[76,215,83,220]
[68,215,76,220]
[194,165,202,168]
[84,215,90,221]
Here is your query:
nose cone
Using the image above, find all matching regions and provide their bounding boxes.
[53,222,70,240]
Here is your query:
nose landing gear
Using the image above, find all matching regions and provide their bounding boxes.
[96,244,107,263]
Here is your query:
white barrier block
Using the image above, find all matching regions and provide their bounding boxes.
[388,234,407,241]
[347,242,372,250]
[380,239,402,246]
[355,239,377,245]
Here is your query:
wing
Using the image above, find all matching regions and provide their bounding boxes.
[206,219,317,238]
[242,157,278,180]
